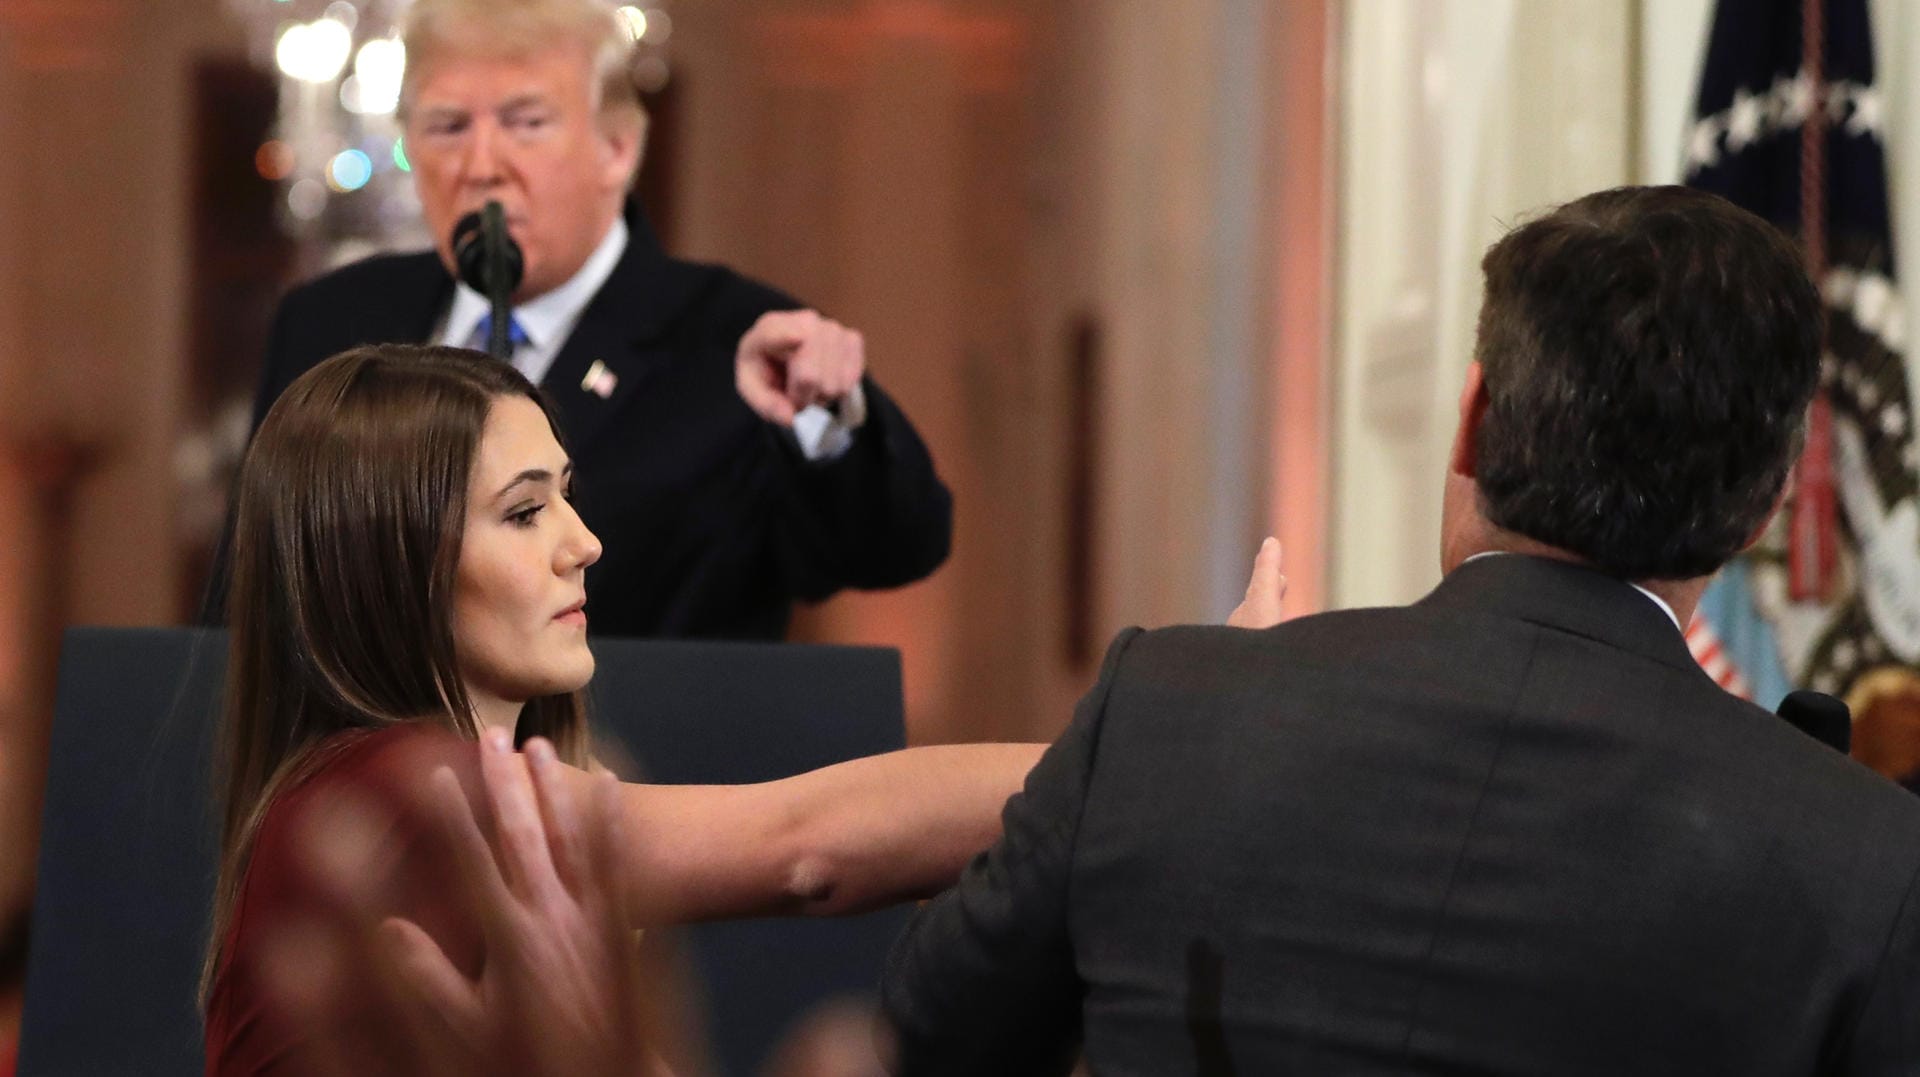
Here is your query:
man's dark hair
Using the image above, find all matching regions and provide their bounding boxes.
[1473,185,1822,580]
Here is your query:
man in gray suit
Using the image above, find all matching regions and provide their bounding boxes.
[881,185,1920,1075]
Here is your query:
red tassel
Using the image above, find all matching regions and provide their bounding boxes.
[1789,392,1839,599]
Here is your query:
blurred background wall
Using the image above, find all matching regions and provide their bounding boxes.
[0,4,249,1049]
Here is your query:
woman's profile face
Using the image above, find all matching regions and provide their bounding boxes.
[453,394,602,722]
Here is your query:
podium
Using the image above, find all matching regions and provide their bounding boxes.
[20,627,912,1076]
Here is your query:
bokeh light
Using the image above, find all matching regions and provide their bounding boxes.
[642,9,672,44]
[634,55,669,93]
[275,18,352,84]
[615,6,647,42]
[254,140,295,182]
[327,148,375,192]
[351,38,406,115]
[323,0,358,33]
[287,178,328,220]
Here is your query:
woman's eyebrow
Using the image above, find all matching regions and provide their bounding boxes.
[493,468,552,501]
[492,462,574,501]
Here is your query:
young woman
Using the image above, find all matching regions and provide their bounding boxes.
[203,344,1284,1074]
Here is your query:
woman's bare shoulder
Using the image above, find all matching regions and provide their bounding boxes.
[209,725,491,1073]
[242,724,484,915]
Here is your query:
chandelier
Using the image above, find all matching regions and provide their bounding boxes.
[226,0,673,259]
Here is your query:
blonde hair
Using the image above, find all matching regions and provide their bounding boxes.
[399,0,644,127]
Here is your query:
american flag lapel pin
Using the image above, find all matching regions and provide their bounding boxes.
[581,359,618,399]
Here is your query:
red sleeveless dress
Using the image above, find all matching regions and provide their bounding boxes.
[203,724,488,1076]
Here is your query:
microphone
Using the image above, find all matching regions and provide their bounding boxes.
[451,201,524,359]
[1776,689,1851,755]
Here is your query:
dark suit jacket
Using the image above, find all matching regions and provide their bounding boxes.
[248,202,951,639]
[883,555,1920,1075]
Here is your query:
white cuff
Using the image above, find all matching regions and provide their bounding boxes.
[791,382,866,462]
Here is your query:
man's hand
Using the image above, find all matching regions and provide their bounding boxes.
[1226,537,1288,629]
[261,732,653,1077]
[736,309,866,425]
[379,731,649,1075]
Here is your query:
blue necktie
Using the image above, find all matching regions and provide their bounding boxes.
[473,312,530,359]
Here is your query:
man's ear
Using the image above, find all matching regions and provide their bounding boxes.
[1449,362,1490,479]
[600,107,647,190]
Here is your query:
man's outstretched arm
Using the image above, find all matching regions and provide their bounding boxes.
[733,307,952,594]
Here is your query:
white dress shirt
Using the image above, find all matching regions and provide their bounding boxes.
[438,217,629,388]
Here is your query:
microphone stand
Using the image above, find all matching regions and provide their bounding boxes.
[452,200,525,362]
[482,201,513,360]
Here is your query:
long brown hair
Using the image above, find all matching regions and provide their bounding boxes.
[203,344,591,997]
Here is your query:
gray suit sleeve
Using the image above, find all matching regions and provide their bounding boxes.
[880,627,1143,1076]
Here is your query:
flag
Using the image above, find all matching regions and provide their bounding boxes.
[1685,0,1920,782]
[1687,559,1791,706]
